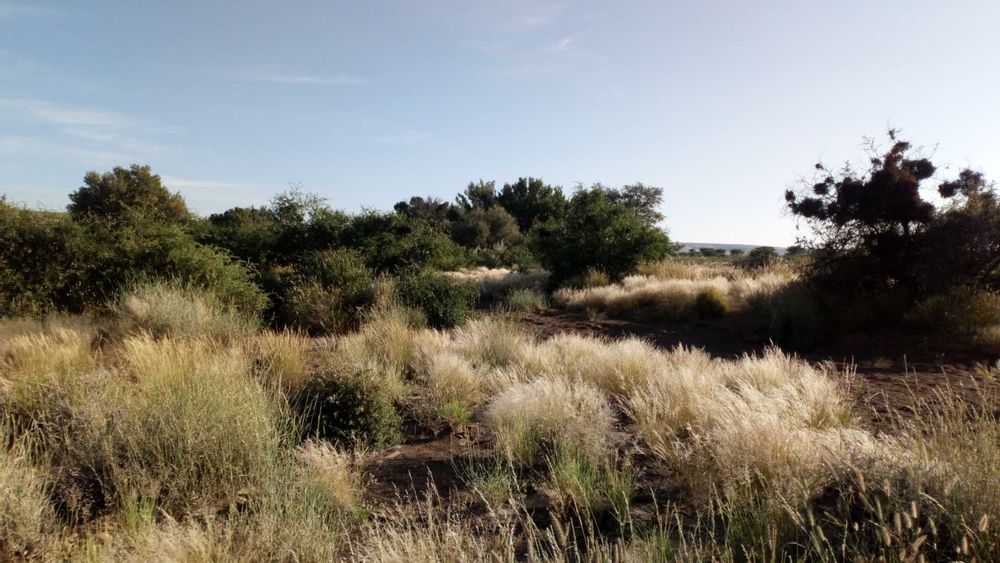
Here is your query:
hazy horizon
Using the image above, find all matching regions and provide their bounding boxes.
[3,1,999,246]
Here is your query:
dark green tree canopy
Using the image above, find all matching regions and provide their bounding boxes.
[68,165,189,225]
[534,184,672,283]
[786,132,999,297]
[785,134,936,246]
[497,177,567,232]
[608,183,665,226]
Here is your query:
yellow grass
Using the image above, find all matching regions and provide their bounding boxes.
[485,377,615,466]
[554,259,796,321]
[443,267,548,298]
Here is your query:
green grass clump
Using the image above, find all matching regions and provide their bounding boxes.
[695,286,729,318]
[504,288,548,311]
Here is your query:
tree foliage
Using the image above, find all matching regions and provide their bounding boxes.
[785,132,1000,329]
[534,185,672,284]
[68,165,189,225]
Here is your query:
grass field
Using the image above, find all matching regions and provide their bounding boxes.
[2,283,999,561]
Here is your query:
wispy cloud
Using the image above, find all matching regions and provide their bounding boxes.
[0,98,174,160]
[511,3,567,29]
[0,3,65,19]
[364,131,431,146]
[237,71,366,86]
[0,98,135,127]
[544,37,574,54]
[162,177,276,191]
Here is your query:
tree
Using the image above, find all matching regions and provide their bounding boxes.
[68,164,189,225]
[497,177,567,232]
[534,185,672,283]
[456,180,498,210]
[394,196,453,224]
[741,246,778,269]
[785,132,938,292]
[450,206,522,248]
[917,170,1000,290]
[785,131,1000,314]
[785,245,805,257]
[608,183,665,226]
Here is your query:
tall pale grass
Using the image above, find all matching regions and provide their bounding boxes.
[107,335,288,514]
[485,377,615,466]
[248,330,311,396]
[0,317,96,380]
[443,267,548,298]
[554,259,796,322]
[627,347,862,495]
[113,281,258,340]
[0,432,55,560]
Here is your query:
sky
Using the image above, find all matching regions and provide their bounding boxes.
[2,1,999,246]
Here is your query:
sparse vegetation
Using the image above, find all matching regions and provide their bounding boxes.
[1,131,999,560]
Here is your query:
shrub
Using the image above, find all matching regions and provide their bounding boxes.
[741,282,821,349]
[533,185,672,284]
[695,286,729,318]
[280,249,377,334]
[113,281,259,340]
[396,270,478,329]
[164,239,268,316]
[504,288,547,310]
[295,367,402,448]
[906,286,1000,335]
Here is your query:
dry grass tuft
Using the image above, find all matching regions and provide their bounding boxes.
[444,267,548,298]
[0,317,96,381]
[486,377,615,466]
[249,330,311,396]
[296,440,365,515]
[113,281,258,340]
[0,433,56,560]
[554,259,796,322]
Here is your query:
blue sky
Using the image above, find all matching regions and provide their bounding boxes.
[2,1,999,246]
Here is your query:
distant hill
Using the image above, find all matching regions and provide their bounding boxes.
[677,242,788,256]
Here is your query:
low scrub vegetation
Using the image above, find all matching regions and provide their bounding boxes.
[0,287,999,560]
[1,131,999,560]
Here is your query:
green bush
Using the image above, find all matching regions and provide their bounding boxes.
[742,282,821,349]
[533,185,672,284]
[738,246,779,271]
[165,239,268,316]
[294,368,402,448]
[396,270,479,329]
[906,286,1000,335]
[695,287,729,319]
[280,249,376,334]
[504,288,548,311]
